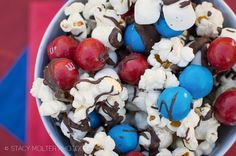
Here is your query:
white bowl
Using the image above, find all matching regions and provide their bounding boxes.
[35,0,236,155]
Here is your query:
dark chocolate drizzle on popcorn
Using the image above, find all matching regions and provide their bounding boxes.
[134,23,161,55]
[108,27,123,49]
[103,15,125,31]
[189,37,210,54]
[69,136,89,156]
[140,126,160,156]
[97,100,124,130]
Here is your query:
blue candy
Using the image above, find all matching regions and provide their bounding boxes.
[88,111,102,129]
[157,87,192,121]
[155,16,184,38]
[108,124,138,153]
[179,64,213,99]
[124,24,145,53]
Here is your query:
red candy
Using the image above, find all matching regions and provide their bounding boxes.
[47,35,78,60]
[207,37,236,71]
[74,38,108,72]
[118,53,149,85]
[214,89,236,125]
[126,151,144,156]
[45,58,79,90]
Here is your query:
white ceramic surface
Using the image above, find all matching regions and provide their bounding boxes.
[35,0,236,155]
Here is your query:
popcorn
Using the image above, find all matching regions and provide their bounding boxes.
[139,127,172,153]
[78,132,118,156]
[30,78,67,118]
[94,68,119,80]
[92,26,123,50]
[60,3,87,41]
[60,113,87,141]
[149,38,195,68]
[195,2,224,38]
[91,7,125,50]
[110,0,136,15]
[172,147,195,156]
[135,0,162,25]
[156,149,172,156]
[139,67,179,91]
[82,0,110,20]
[216,69,236,97]
[220,28,236,41]
[70,77,124,122]
[176,110,200,150]
[195,104,220,155]
[134,111,148,130]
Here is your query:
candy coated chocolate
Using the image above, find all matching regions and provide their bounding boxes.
[179,64,213,99]
[155,16,183,38]
[108,124,139,153]
[124,24,145,53]
[88,111,102,129]
[157,87,192,121]
[214,89,236,126]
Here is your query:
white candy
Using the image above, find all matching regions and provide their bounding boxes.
[195,2,224,37]
[30,78,67,118]
[163,0,196,31]
[135,0,162,25]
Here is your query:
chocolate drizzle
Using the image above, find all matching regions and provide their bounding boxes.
[189,37,210,54]
[103,15,124,30]
[63,115,91,132]
[159,93,178,121]
[115,46,132,63]
[44,60,75,103]
[97,100,124,130]
[77,76,110,85]
[69,136,89,156]
[108,27,123,49]
[179,0,191,8]
[163,0,179,5]
[118,55,138,71]
[140,127,160,156]
[134,23,161,55]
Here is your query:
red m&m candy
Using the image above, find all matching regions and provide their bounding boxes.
[126,151,144,156]
[44,58,79,90]
[74,38,108,72]
[47,35,78,60]
[214,89,236,125]
[207,37,236,71]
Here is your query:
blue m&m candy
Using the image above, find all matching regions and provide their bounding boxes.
[124,24,145,53]
[108,124,138,153]
[179,64,213,99]
[155,16,183,38]
[157,87,192,121]
[88,111,102,129]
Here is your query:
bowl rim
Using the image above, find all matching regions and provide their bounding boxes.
[34,0,236,155]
